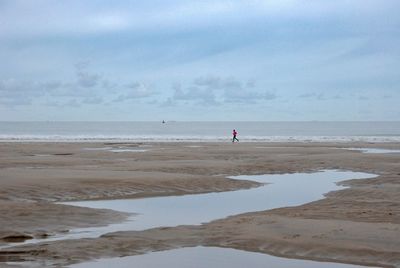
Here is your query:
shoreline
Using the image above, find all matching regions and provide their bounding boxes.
[1,142,400,267]
[1,136,400,143]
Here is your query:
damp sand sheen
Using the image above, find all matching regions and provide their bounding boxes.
[34,170,378,267]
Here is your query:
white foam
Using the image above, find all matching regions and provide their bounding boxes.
[1,135,400,143]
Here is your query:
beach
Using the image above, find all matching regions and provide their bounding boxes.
[1,141,400,267]
[3,0,400,265]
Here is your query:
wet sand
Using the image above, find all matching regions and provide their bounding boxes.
[1,142,400,267]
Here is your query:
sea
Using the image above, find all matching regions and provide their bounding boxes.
[0,121,400,142]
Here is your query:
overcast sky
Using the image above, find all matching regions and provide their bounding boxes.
[0,0,399,121]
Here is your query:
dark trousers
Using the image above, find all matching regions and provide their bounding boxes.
[232,135,239,142]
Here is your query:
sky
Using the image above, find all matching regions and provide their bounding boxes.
[0,0,399,121]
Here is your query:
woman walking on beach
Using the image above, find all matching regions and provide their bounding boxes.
[232,129,239,143]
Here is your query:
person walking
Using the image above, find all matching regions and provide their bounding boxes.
[232,129,239,143]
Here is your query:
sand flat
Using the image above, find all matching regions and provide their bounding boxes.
[0,142,400,267]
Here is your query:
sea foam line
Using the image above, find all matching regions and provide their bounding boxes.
[0,135,400,143]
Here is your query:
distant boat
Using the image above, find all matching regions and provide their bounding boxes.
[162,120,166,124]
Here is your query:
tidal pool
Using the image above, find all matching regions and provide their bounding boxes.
[56,170,376,240]
[2,170,376,248]
[347,148,400,154]
[69,246,377,268]
[83,147,148,153]
[5,170,379,267]
[64,170,378,268]
[108,148,148,153]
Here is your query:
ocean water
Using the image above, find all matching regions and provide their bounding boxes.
[0,121,400,142]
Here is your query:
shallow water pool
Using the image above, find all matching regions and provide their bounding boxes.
[347,148,400,154]
[69,246,377,268]
[64,170,378,268]
[57,170,375,240]
[5,170,379,267]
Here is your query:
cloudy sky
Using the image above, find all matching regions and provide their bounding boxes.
[0,0,399,121]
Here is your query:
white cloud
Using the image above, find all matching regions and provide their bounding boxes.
[77,71,101,88]
[113,82,156,102]
[82,96,103,104]
[0,64,108,107]
[173,86,217,105]
[65,99,80,107]
[86,13,131,32]
[169,76,276,105]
